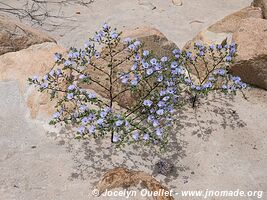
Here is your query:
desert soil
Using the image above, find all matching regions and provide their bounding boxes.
[0,0,266,200]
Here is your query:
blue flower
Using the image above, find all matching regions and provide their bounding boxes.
[175,54,180,58]
[150,58,157,65]
[115,120,124,127]
[49,70,55,76]
[88,113,96,121]
[157,75,163,82]
[82,117,89,124]
[132,131,139,140]
[100,110,108,118]
[184,78,192,84]
[32,76,38,81]
[131,79,138,86]
[111,31,118,39]
[146,68,154,76]
[154,64,162,71]
[53,112,60,119]
[143,99,153,107]
[142,62,149,69]
[79,74,87,79]
[54,53,62,62]
[147,115,154,122]
[94,35,101,42]
[78,126,85,133]
[209,45,215,50]
[68,51,79,59]
[171,61,178,69]
[131,63,138,71]
[88,92,96,99]
[208,76,215,81]
[172,49,181,55]
[95,52,101,59]
[196,86,201,91]
[103,23,110,30]
[41,82,48,88]
[202,82,213,89]
[64,60,72,67]
[134,54,141,61]
[186,52,192,58]
[156,109,164,115]
[56,69,62,76]
[68,84,76,90]
[240,82,247,88]
[79,105,88,112]
[198,51,204,56]
[231,76,241,84]
[67,93,74,100]
[157,101,165,107]
[97,118,104,125]
[156,128,162,136]
[112,135,120,142]
[124,37,131,43]
[160,90,166,96]
[167,87,174,94]
[217,44,222,50]
[214,69,225,76]
[161,56,168,62]
[153,120,159,127]
[84,41,92,48]
[225,56,232,62]
[143,50,150,57]
[143,134,149,141]
[43,75,48,80]
[163,96,170,101]
[88,125,96,133]
[134,41,141,47]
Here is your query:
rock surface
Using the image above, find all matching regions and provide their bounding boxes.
[183,6,267,89]
[1,1,266,200]
[252,0,267,18]
[230,18,267,89]
[122,27,178,58]
[0,15,55,55]
[0,42,65,118]
[84,27,178,108]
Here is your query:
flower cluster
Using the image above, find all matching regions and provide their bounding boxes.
[164,41,247,106]
[28,24,247,150]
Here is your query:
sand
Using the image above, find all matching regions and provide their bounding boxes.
[0,0,266,200]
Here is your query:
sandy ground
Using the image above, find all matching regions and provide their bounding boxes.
[1,0,252,48]
[0,0,267,200]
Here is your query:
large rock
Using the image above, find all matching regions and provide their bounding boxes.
[0,15,55,55]
[184,6,262,49]
[183,6,267,89]
[230,18,267,89]
[84,27,179,108]
[208,6,263,33]
[0,42,65,118]
[122,27,178,58]
[252,0,267,18]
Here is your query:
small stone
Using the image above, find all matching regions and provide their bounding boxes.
[172,0,183,6]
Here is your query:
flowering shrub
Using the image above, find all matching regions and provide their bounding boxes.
[28,24,247,150]
[162,40,247,107]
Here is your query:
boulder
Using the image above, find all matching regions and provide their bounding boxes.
[183,6,262,49]
[252,0,267,18]
[122,27,178,58]
[84,27,179,108]
[0,42,65,118]
[0,15,55,55]
[183,7,267,89]
[230,18,267,89]
[208,6,263,33]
